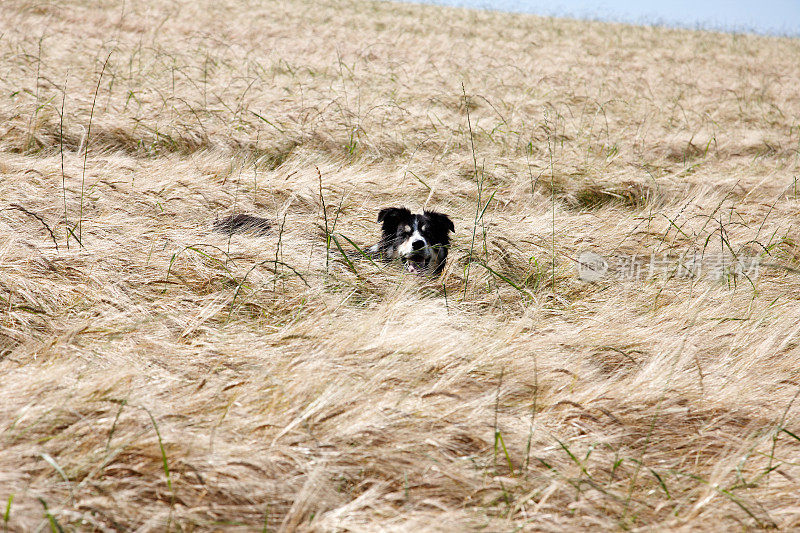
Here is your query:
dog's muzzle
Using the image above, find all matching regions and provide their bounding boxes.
[401,251,431,273]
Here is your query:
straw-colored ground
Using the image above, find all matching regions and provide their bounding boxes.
[2,0,800,530]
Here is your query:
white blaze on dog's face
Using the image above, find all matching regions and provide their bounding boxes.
[377,208,455,275]
[395,220,430,271]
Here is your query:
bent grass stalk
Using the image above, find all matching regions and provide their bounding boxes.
[78,51,112,244]
[462,82,484,298]
[59,74,69,248]
[318,166,331,272]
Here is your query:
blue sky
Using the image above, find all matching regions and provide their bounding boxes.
[409,0,800,36]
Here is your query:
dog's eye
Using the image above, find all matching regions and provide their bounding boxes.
[403,225,411,233]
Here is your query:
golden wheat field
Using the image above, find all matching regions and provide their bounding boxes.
[2,0,800,530]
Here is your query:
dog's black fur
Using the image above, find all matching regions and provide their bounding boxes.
[370,207,455,275]
[213,214,272,236]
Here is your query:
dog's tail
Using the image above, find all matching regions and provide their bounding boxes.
[213,214,271,236]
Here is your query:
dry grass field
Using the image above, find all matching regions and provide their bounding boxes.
[2,0,800,530]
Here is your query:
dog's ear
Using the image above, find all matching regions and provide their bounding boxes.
[425,211,455,233]
[377,207,411,225]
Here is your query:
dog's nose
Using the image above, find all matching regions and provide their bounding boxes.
[411,240,424,250]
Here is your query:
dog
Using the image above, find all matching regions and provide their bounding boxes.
[368,207,455,275]
[213,208,455,275]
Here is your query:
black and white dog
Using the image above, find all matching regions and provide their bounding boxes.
[214,207,455,275]
[368,207,455,275]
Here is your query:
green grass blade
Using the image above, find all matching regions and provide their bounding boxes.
[649,468,671,499]
[38,498,63,533]
[142,408,173,494]
[330,235,359,275]
[4,494,13,528]
[337,233,380,268]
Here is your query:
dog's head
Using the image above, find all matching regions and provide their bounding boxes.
[377,207,455,274]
